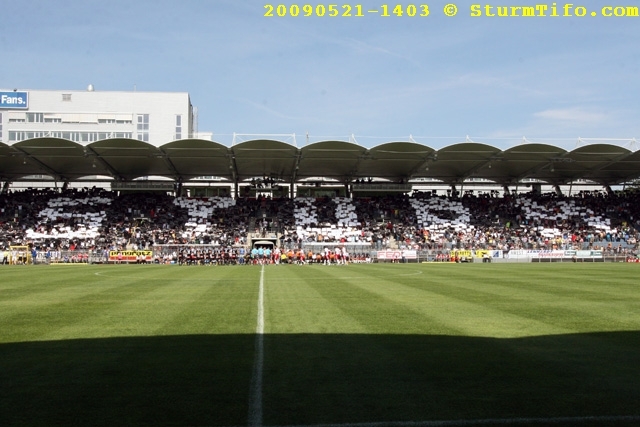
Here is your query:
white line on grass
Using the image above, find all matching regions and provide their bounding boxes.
[248,264,265,427]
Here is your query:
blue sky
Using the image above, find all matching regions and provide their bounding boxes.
[2,0,638,148]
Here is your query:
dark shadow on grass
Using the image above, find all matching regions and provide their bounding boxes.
[1,332,640,426]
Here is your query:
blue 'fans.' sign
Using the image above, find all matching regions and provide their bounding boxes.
[0,91,28,109]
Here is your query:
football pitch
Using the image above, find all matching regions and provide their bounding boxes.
[1,263,640,427]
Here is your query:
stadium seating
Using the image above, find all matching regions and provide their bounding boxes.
[1,187,639,257]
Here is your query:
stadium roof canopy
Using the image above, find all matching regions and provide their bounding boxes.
[1,138,639,187]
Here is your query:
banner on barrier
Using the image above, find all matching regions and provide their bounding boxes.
[449,250,472,258]
[109,250,153,262]
[506,249,542,259]
[506,249,604,259]
[474,249,504,259]
[377,250,417,260]
[566,250,603,258]
[449,249,503,259]
[533,250,565,258]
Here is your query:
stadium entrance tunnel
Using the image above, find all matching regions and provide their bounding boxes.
[252,239,276,249]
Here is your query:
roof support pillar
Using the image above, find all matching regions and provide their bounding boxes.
[532,183,541,195]
[291,151,302,183]
[158,149,181,180]
[174,179,183,197]
[554,184,563,196]
[83,145,121,180]
[227,151,238,184]
[2,181,10,194]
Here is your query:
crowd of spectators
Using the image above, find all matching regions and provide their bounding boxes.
[2,187,640,259]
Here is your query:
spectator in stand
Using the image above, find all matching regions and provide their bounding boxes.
[2,187,640,262]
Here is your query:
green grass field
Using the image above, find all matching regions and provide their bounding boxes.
[1,263,640,426]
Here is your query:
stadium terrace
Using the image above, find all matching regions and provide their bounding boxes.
[2,88,640,264]
[1,186,639,265]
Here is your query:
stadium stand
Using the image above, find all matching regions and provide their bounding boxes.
[2,187,640,263]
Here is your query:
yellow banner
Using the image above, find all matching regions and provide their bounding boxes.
[450,250,471,258]
[474,250,490,259]
[109,250,153,261]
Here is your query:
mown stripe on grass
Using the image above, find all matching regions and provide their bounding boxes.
[306,264,570,338]
[263,266,376,334]
[471,263,640,300]
[360,264,640,336]
[273,264,465,335]
[0,275,169,343]
[399,266,640,335]
[1,265,261,342]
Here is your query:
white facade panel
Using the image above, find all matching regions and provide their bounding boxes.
[0,89,193,146]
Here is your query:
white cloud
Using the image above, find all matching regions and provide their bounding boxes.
[533,108,608,123]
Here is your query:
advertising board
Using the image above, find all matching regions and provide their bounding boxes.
[0,91,28,109]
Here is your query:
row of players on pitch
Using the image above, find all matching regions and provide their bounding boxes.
[176,247,371,265]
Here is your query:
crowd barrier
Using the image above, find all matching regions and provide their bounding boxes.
[372,249,636,263]
[7,247,638,265]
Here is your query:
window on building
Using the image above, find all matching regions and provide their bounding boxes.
[137,114,149,130]
[137,114,149,142]
[26,113,44,123]
[175,115,182,139]
[9,131,48,142]
[62,94,72,102]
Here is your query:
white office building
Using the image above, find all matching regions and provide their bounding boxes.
[0,87,197,146]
